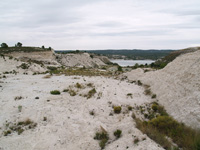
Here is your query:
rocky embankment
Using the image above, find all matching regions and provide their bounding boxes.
[124,48,200,129]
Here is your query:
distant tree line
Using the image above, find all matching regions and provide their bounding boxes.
[0,42,52,50]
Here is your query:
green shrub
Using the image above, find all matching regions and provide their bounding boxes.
[99,138,108,149]
[89,110,95,116]
[114,106,121,114]
[87,88,96,99]
[68,89,76,96]
[17,128,24,135]
[87,83,93,87]
[63,89,69,92]
[94,131,109,149]
[15,96,23,100]
[134,138,139,144]
[47,66,57,71]
[151,94,157,99]
[114,129,122,139]
[151,104,158,112]
[94,132,109,140]
[18,105,22,112]
[118,66,123,72]
[149,116,179,135]
[4,130,11,136]
[132,112,136,119]
[19,63,29,69]
[127,93,133,98]
[75,83,83,88]
[137,80,142,86]
[50,90,60,95]
[43,117,47,121]
[128,105,133,111]
[144,89,152,95]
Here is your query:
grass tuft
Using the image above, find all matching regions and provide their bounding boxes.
[114,129,122,139]
[50,90,60,95]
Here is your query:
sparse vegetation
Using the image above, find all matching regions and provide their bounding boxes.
[151,102,168,116]
[89,110,95,116]
[132,112,136,119]
[19,63,29,69]
[127,93,133,98]
[134,102,200,150]
[68,89,77,96]
[151,94,157,99]
[3,119,37,136]
[43,75,51,79]
[87,83,93,87]
[63,89,69,92]
[18,105,22,112]
[50,90,61,95]
[118,66,123,72]
[134,137,140,144]
[137,80,142,86]
[144,89,152,95]
[94,131,109,149]
[47,66,57,71]
[75,82,83,89]
[114,106,122,114]
[86,88,96,99]
[9,56,13,59]
[114,129,122,139]
[15,96,23,100]
[43,117,47,121]
[4,130,11,136]
[128,105,133,111]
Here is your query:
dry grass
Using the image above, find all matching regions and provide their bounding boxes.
[135,115,200,150]
[43,75,51,79]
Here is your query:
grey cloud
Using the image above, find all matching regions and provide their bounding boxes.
[86,29,174,37]
[1,0,200,49]
[157,7,200,16]
[95,21,125,27]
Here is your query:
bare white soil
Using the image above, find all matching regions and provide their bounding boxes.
[124,50,200,129]
[0,57,163,150]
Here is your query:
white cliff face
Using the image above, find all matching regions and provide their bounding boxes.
[55,53,109,68]
[125,50,200,129]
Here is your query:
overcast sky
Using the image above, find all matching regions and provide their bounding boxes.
[1,0,200,50]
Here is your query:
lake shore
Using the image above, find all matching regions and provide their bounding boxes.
[110,59,155,67]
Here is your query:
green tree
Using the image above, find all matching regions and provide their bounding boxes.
[16,42,22,47]
[1,43,8,48]
[42,45,45,49]
[118,66,123,71]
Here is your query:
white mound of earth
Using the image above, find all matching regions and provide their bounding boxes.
[124,50,200,129]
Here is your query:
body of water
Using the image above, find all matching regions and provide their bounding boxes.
[110,59,155,67]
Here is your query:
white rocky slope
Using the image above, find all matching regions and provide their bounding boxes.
[56,53,110,68]
[0,56,163,150]
[0,56,47,74]
[1,48,110,68]
[124,50,200,129]
[4,50,58,65]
